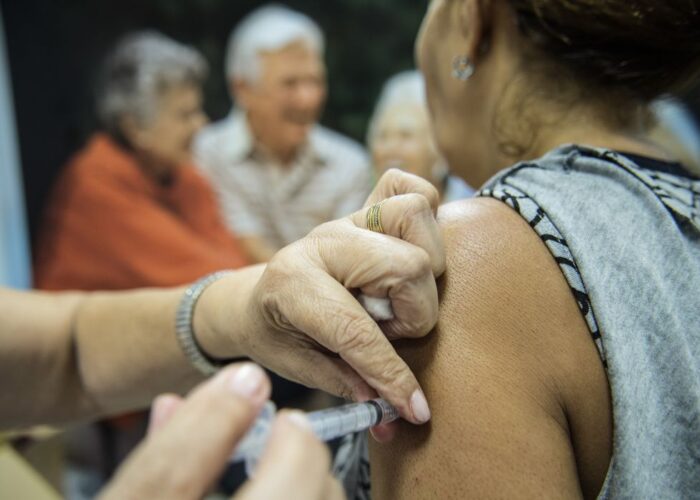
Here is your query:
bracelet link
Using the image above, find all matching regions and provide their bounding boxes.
[175,270,234,376]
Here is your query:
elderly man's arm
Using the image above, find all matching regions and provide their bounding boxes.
[370,198,612,499]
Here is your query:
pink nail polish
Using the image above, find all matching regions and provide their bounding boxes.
[410,389,431,423]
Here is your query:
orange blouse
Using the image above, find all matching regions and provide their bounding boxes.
[34,133,249,290]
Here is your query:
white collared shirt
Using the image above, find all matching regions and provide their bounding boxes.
[195,111,371,249]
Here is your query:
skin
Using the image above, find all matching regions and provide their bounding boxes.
[371,103,442,193]
[122,83,208,183]
[0,170,443,431]
[370,0,671,498]
[234,40,327,166]
[100,364,345,499]
[1,170,443,497]
[232,40,327,263]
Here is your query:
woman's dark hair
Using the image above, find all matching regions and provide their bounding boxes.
[509,0,700,101]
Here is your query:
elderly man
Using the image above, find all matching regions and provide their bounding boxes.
[195,4,371,263]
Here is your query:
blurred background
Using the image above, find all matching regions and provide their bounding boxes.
[2,0,700,247]
[2,0,430,243]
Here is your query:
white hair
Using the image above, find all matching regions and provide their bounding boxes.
[97,30,207,136]
[225,4,324,84]
[367,70,449,183]
[367,70,428,146]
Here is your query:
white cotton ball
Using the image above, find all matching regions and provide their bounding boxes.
[358,294,395,321]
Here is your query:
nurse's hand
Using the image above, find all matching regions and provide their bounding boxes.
[100,364,343,500]
[245,170,444,426]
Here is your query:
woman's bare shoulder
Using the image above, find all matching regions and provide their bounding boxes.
[370,197,611,499]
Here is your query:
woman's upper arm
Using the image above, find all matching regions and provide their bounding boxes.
[370,198,611,499]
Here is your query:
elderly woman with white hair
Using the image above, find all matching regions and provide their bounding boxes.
[33,30,250,496]
[368,70,473,203]
[35,31,248,290]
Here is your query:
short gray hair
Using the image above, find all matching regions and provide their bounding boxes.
[225,4,324,84]
[97,31,207,135]
[367,70,428,146]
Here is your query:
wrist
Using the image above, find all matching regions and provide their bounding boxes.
[193,265,265,361]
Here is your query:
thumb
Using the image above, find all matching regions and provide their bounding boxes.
[233,411,344,500]
[102,364,270,500]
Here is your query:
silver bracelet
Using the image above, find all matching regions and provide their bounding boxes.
[175,270,235,376]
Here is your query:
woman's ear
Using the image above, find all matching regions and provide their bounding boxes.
[460,0,493,64]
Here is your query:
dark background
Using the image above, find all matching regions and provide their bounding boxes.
[2,0,699,243]
[1,0,426,241]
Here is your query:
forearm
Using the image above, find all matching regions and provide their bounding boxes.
[0,266,264,429]
[70,287,199,420]
[70,266,266,422]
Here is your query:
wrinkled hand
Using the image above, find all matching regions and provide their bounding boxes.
[243,169,445,428]
[100,364,343,500]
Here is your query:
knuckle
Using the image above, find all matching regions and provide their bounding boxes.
[379,357,410,384]
[307,219,335,238]
[335,373,365,401]
[414,308,438,336]
[399,247,432,278]
[310,218,352,241]
[336,382,357,401]
[402,192,432,216]
[335,314,378,353]
[382,167,404,186]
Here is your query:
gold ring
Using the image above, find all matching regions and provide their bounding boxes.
[366,201,385,234]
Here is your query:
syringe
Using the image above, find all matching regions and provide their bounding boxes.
[230,398,399,475]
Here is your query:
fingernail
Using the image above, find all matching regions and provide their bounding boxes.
[227,364,265,400]
[410,389,431,423]
[284,410,312,432]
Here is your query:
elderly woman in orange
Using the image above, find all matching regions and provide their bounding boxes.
[33,30,249,496]
[34,31,247,290]
[368,70,473,203]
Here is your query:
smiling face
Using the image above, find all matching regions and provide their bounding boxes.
[236,41,327,164]
[371,103,439,185]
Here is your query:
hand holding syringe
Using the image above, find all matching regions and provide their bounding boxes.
[231,296,398,476]
[231,398,399,476]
